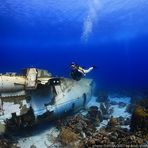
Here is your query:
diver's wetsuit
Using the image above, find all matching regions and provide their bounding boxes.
[70,64,94,81]
[71,70,83,81]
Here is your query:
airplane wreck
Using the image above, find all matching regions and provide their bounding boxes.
[0,68,94,132]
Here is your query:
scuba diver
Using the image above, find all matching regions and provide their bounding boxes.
[70,62,96,81]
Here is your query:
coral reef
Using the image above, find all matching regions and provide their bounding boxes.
[87,106,103,124]
[58,114,96,138]
[81,130,147,147]
[58,127,79,146]
[57,107,147,147]
[0,135,19,148]
[126,99,148,114]
[100,102,110,115]
[107,116,119,128]
[130,107,148,132]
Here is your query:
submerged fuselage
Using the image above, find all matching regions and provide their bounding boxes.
[0,68,94,132]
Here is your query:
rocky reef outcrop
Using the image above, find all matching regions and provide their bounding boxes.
[130,107,148,132]
[87,106,103,125]
[0,135,19,148]
[57,112,148,147]
[58,127,79,146]
[82,130,147,147]
[125,98,148,133]
[126,98,148,114]
[56,93,148,148]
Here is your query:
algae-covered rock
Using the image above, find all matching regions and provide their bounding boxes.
[59,127,79,145]
[127,99,148,114]
[108,116,119,128]
[130,107,148,132]
[0,136,19,148]
[87,106,103,124]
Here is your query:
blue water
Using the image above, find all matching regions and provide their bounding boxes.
[0,0,148,92]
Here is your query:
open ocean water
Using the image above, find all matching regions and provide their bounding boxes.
[0,0,148,93]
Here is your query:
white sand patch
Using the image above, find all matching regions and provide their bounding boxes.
[108,96,131,104]
[18,127,60,148]
[87,96,100,108]
[108,96,131,118]
[111,105,131,118]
